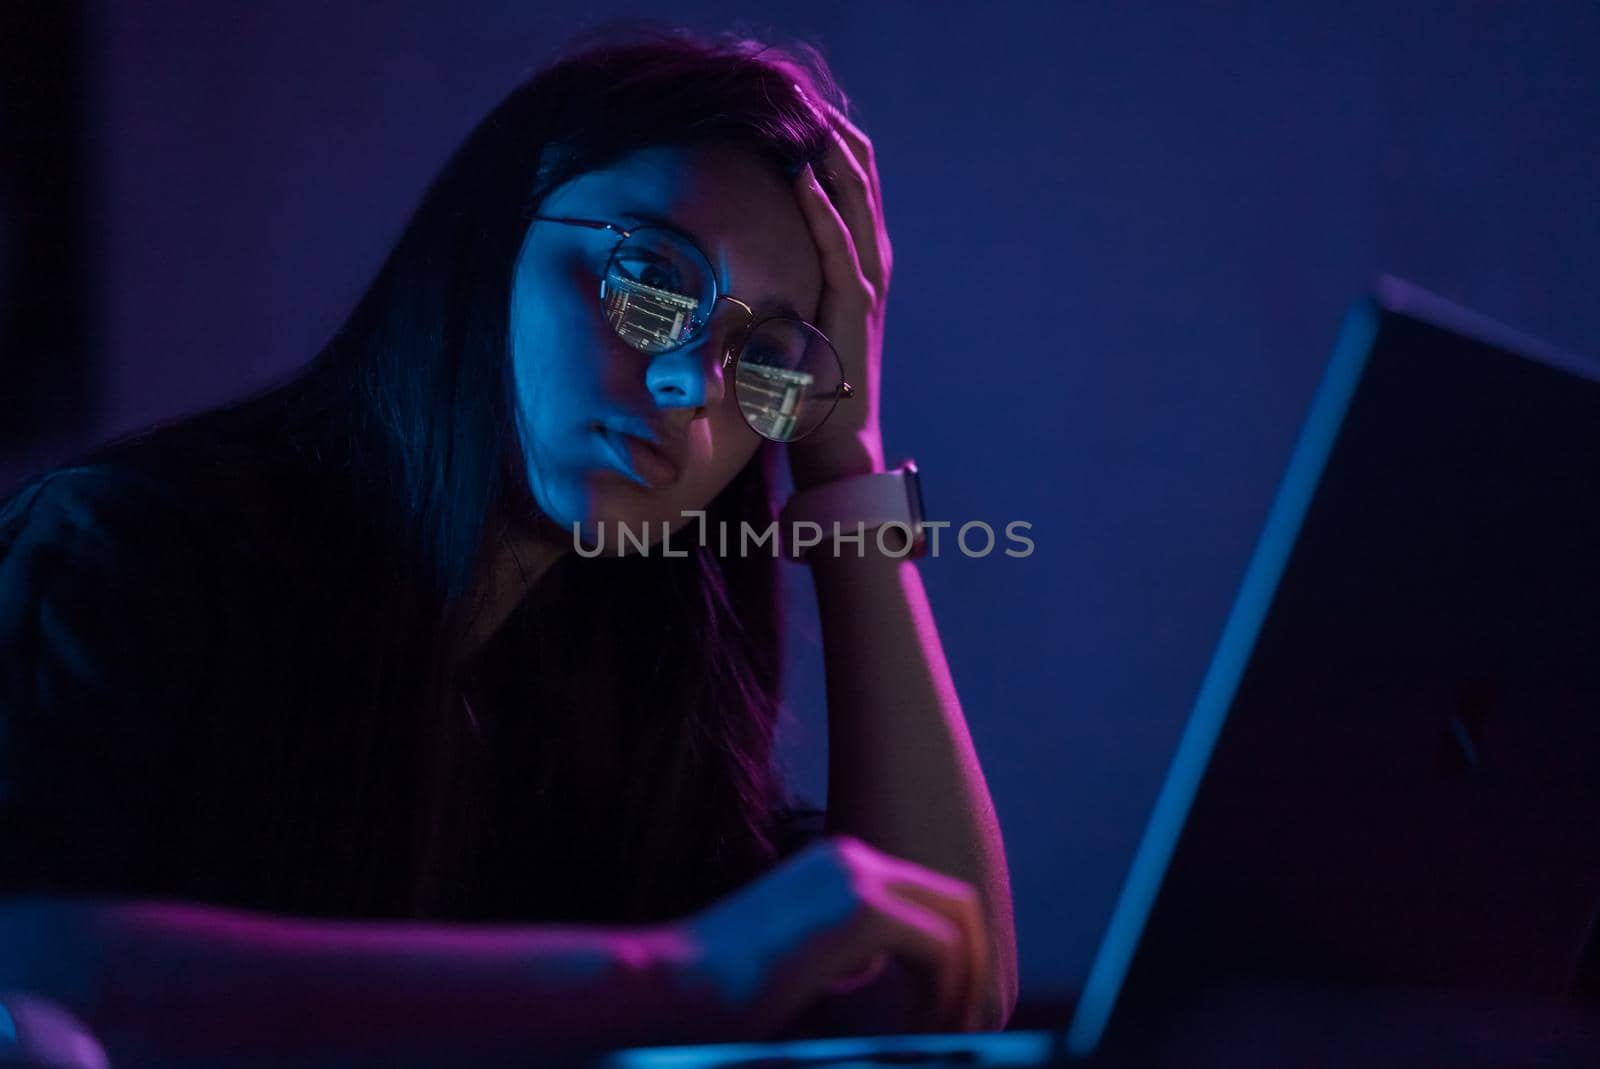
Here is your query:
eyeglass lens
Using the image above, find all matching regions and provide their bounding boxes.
[599,228,843,443]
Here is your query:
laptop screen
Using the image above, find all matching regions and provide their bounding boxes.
[1067,279,1600,1058]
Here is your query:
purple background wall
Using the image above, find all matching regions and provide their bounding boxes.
[7,0,1598,1003]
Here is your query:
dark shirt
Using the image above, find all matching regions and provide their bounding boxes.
[0,423,823,923]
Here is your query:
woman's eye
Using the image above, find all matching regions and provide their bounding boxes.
[617,252,684,294]
[640,262,677,290]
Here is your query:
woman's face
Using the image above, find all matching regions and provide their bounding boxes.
[508,142,822,553]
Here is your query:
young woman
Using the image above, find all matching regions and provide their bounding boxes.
[0,26,1016,1069]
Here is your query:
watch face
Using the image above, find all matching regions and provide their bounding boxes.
[899,461,929,557]
[903,461,926,531]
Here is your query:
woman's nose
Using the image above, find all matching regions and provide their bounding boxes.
[642,301,740,410]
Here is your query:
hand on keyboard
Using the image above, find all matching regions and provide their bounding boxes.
[681,836,991,1040]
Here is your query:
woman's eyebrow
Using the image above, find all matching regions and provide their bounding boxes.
[620,208,808,321]
[619,208,698,245]
[759,297,807,320]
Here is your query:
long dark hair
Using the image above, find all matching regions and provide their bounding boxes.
[88,24,847,921]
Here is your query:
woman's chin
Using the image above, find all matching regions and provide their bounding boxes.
[541,470,704,557]
[576,505,702,557]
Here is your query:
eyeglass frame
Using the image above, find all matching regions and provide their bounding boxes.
[529,214,854,440]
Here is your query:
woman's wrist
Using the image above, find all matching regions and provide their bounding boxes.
[786,430,886,494]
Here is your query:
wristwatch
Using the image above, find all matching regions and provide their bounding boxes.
[779,459,928,561]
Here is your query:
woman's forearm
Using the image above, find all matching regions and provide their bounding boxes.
[805,514,1020,1031]
[0,896,724,1069]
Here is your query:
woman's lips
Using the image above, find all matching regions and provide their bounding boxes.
[599,426,682,489]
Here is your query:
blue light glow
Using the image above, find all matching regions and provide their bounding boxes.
[602,1030,1056,1069]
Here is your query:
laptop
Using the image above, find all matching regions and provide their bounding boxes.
[587,278,1600,1069]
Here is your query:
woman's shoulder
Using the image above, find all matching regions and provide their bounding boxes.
[0,457,224,687]
[2,443,248,597]
[0,455,254,901]
[0,417,359,690]
[0,460,210,587]
[0,413,407,912]
[5,411,355,577]
[4,448,184,509]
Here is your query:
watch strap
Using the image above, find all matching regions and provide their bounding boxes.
[778,460,926,560]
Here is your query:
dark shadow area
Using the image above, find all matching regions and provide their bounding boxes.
[0,0,95,457]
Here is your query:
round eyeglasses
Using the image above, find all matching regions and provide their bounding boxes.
[531,215,853,443]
